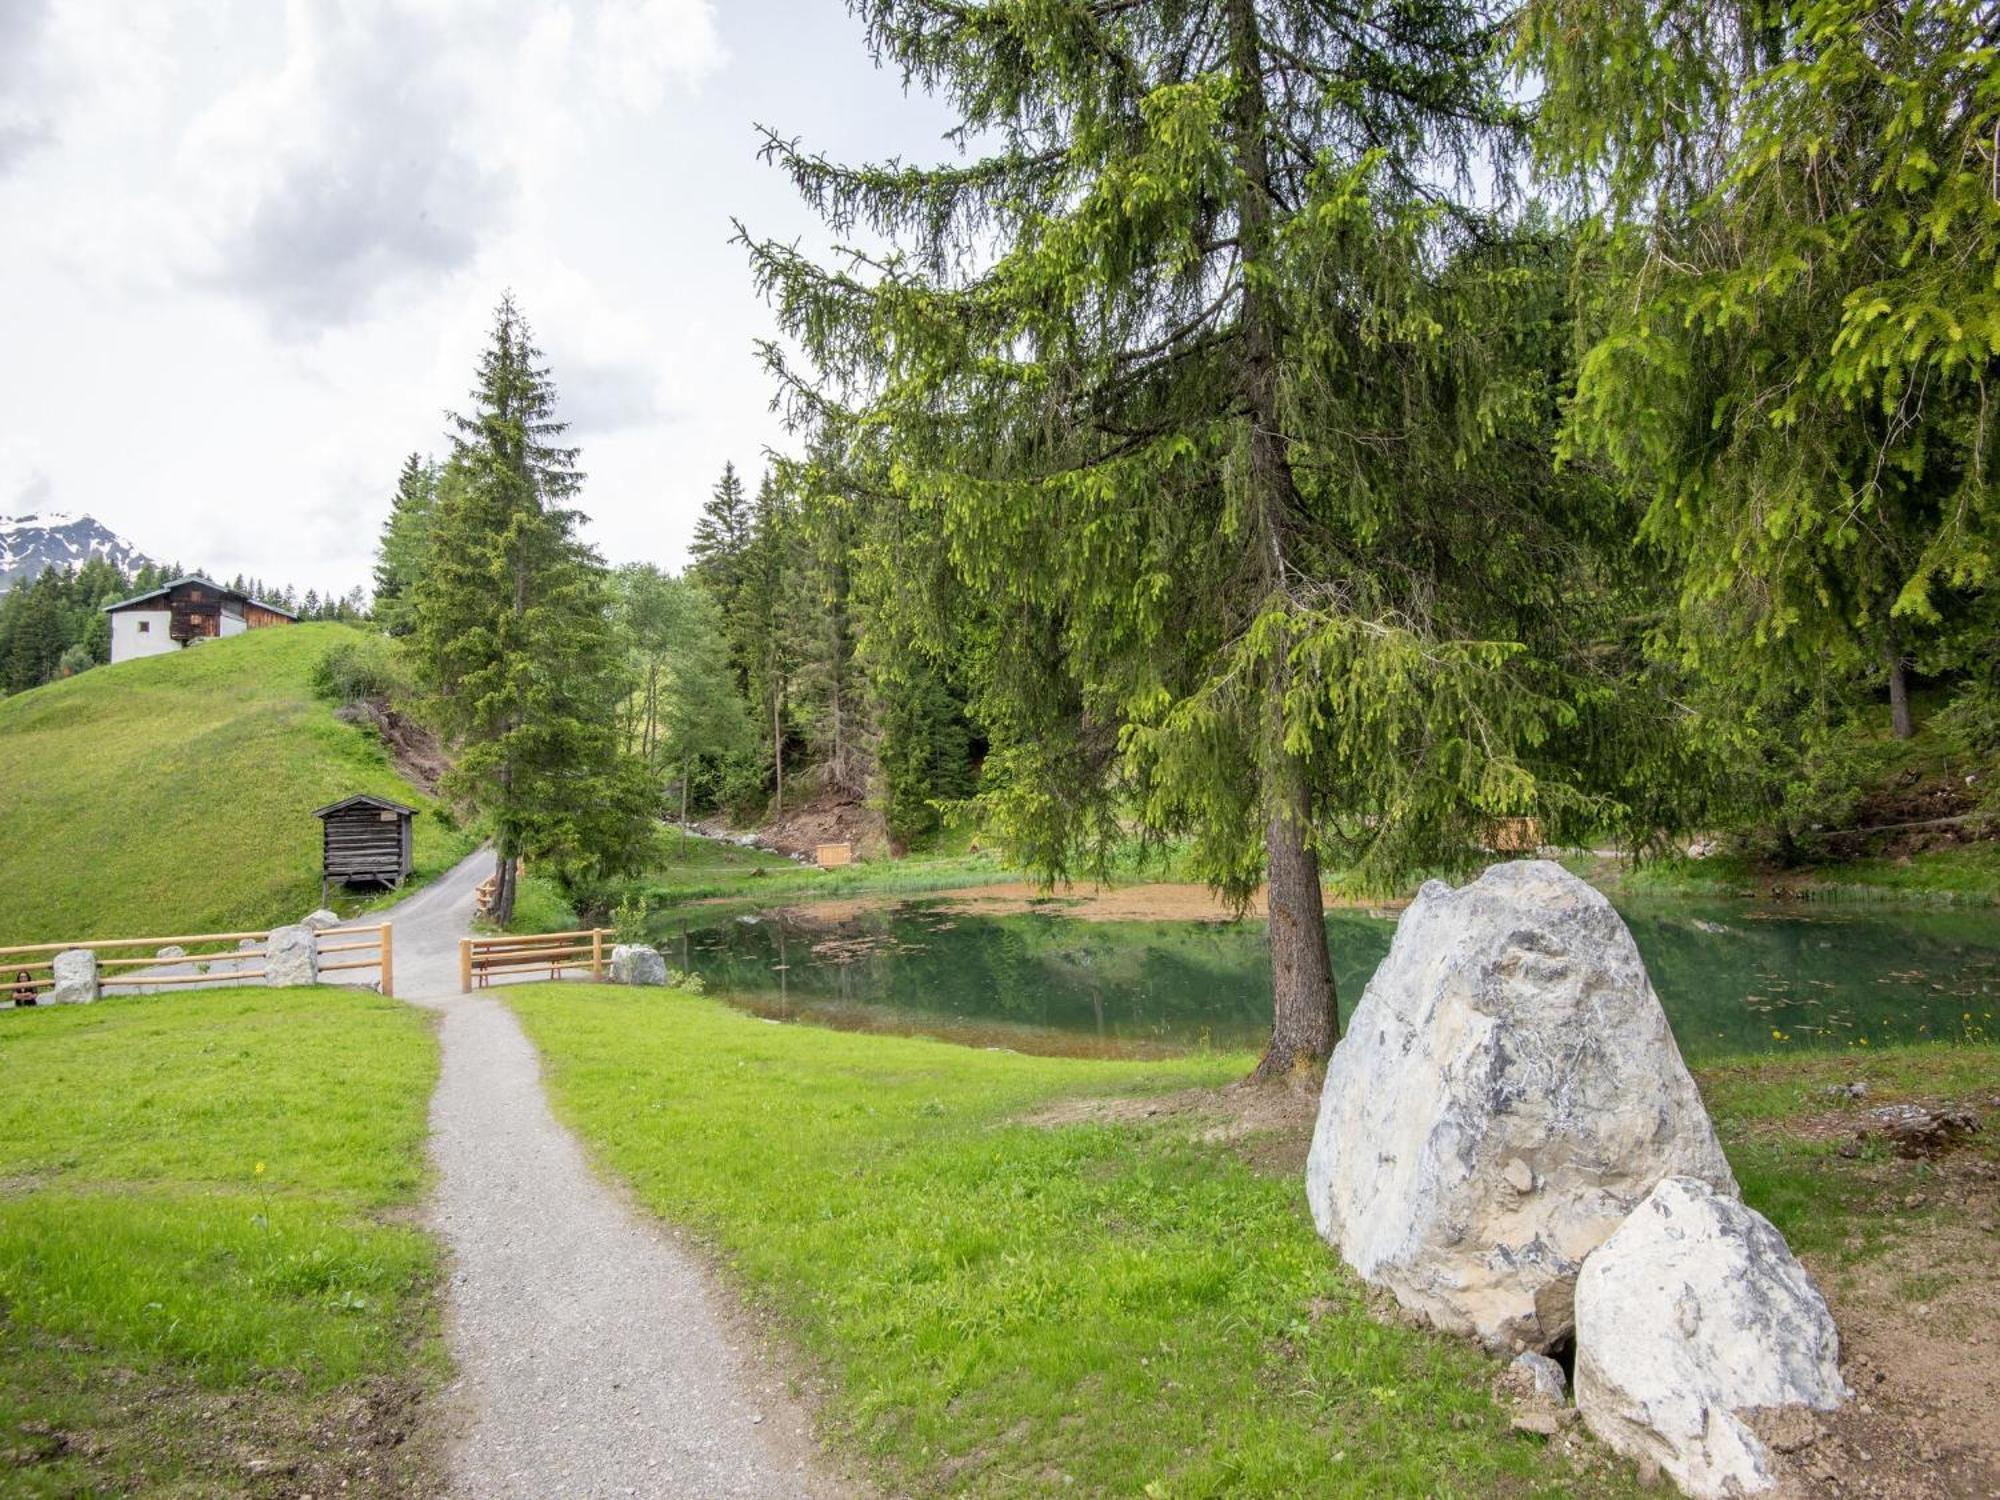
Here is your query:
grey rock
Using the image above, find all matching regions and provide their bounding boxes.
[1510,1351,1569,1402]
[300,909,343,932]
[610,944,668,987]
[1575,1175,1847,1499]
[155,944,186,959]
[1510,1408,1570,1438]
[264,924,318,987]
[49,948,98,1004]
[1306,860,1736,1352]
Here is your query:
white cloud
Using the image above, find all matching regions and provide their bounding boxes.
[587,0,726,112]
[162,0,725,338]
[0,0,948,589]
[0,0,56,171]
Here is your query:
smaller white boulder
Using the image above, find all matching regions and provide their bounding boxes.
[155,944,187,960]
[610,944,668,987]
[1576,1176,1847,1499]
[264,925,319,987]
[49,948,98,1004]
[300,909,343,932]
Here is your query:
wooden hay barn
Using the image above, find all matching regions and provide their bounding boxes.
[314,794,415,899]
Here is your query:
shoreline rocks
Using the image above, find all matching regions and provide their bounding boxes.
[1305,860,1735,1352]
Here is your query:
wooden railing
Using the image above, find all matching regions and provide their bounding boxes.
[1,922,394,999]
[459,929,610,992]
[317,923,394,996]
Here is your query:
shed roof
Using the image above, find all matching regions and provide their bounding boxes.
[102,574,300,621]
[313,793,418,819]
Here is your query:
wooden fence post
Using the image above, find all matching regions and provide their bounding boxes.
[379,923,394,998]
[592,928,604,981]
[459,938,472,995]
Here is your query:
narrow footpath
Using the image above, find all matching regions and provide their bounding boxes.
[379,853,850,1499]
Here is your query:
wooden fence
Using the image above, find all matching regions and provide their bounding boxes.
[1,923,394,1000]
[459,929,611,992]
[315,924,394,996]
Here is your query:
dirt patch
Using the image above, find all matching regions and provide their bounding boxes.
[337,697,452,796]
[3,1353,444,1498]
[754,793,894,862]
[1771,1173,2000,1496]
[785,881,1410,925]
[1022,1074,1324,1172]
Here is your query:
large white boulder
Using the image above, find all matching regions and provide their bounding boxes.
[610,944,668,987]
[1305,860,1735,1351]
[264,925,319,987]
[48,948,98,1004]
[1575,1175,1847,1498]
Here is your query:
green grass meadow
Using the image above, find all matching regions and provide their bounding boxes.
[0,624,473,944]
[0,987,444,1496]
[508,982,1647,1498]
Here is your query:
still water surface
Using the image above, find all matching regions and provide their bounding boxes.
[654,895,1999,1061]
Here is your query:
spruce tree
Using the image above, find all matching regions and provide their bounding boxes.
[409,294,655,924]
[5,575,68,692]
[746,1,1680,1076]
[689,462,755,681]
[738,472,802,816]
[1523,0,2000,743]
[374,453,440,636]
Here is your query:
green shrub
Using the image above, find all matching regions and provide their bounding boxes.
[308,636,407,705]
[1936,678,2000,759]
[611,890,653,946]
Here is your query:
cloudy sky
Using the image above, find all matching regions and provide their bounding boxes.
[0,0,954,591]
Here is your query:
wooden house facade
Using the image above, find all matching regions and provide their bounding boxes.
[314,794,416,897]
[104,576,297,664]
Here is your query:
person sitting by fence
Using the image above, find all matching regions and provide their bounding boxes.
[12,969,38,1007]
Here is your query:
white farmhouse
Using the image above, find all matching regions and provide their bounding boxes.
[104,576,298,663]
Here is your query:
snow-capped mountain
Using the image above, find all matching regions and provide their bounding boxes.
[0,513,156,589]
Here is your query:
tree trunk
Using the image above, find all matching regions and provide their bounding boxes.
[1226,0,1339,1079]
[1887,649,1914,740]
[1256,701,1339,1078]
[680,756,691,858]
[492,842,516,928]
[772,683,786,818]
[644,662,659,760]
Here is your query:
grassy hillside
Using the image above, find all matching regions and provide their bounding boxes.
[0,624,472,943]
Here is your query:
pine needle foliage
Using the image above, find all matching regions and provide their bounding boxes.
[409,294,655,924]
[745,0,1691,1073]
[1522,0,2000,720]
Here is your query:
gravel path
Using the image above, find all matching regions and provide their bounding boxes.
[379,853,851,1499]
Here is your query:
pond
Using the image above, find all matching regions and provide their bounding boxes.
[652,894,2000,1062]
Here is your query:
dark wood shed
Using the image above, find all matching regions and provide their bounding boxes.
[314,794,416,900]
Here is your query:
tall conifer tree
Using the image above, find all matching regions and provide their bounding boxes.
[374,453,440,635]
[409,294,653,924]
[747,1,1678,1076]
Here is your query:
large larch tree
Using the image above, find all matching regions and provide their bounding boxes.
[747,0,1686,1076]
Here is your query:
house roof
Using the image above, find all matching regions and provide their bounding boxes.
[102,574,300,620]
[313,793,418,819]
